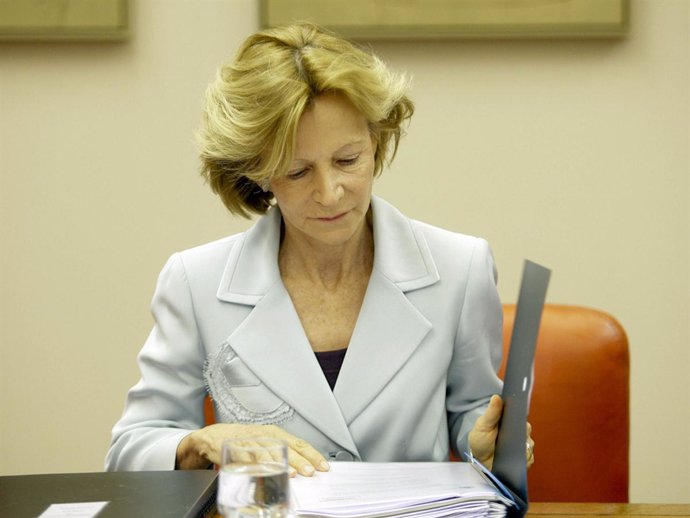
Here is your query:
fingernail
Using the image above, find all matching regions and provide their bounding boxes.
[319,461,330,471]
[301,464,315,476]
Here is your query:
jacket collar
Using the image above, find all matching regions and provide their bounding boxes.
[216,195,439,304]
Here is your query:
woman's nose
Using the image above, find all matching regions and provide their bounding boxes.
[313,168,343,206]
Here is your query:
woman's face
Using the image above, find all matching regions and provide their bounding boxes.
[269,92,376,251]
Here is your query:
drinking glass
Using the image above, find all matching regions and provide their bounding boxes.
[217,437,290,518]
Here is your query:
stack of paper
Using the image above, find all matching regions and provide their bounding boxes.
[290,462,515,518]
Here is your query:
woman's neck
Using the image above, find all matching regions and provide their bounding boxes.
[278,219,374,290]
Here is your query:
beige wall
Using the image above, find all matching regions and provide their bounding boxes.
[1,0,687,503]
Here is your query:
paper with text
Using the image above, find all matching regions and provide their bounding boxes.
[290,462,513,518]
[38,501,108,518]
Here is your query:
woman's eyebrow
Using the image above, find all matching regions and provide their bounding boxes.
[292,139,368,163]
[336,139,367,153]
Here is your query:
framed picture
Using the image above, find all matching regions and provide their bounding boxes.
[0,0,128,41]
[260,0,629,39]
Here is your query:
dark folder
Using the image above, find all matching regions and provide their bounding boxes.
[466,259,551,518]
[0,470,217,518]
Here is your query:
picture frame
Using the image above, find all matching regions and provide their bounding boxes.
[260,0,629,39]
[0,0,129,42]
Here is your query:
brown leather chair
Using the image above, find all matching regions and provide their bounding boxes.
[499,304,630,502]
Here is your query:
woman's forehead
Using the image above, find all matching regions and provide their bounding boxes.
[293,94,369,156]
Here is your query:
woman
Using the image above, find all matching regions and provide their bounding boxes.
[105,23,534,476]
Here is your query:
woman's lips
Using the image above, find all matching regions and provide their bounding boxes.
[316,211,347,222]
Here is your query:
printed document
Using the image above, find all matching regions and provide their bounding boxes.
[290,462,514,518]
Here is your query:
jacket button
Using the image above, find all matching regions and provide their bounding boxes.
[332,450,354,461]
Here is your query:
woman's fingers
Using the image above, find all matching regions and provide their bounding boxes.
[477,395,503,431]
[290,437,330,473]
[526,422,535,468]
[467,395,505,470]
[242,424,329,477]
[187,423,329,476]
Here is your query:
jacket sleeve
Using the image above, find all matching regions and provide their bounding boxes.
[105,253,207,471]
[446,238,504,458]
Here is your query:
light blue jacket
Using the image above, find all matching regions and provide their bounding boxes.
[105,196,503,470]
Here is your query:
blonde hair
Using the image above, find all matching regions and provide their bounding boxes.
[197,23,414,217]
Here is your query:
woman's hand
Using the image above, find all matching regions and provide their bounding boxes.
[467,395,535,470]
[175,423,330,477]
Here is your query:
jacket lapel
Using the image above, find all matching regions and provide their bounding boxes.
[226,280,359,455]
[333,269,432,424]
[333,197,439,423]
[216,207,282,306]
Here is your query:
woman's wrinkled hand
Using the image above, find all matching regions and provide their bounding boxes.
[467,395,535,470]
[175,423,330,477]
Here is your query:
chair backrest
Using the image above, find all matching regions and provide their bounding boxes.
[499,304,629,502]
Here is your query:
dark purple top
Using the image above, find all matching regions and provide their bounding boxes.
[314,348,347,390]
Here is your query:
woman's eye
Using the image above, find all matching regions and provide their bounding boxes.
[287,169,307,180]
[338,155,359,167]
